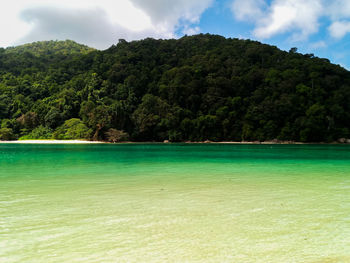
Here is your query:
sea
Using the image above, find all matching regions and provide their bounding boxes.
[1,143,350,262]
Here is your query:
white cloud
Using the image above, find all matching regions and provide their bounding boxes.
[231,0,350,40]
[0,0,213,49]
[5,0,350,50]
[231,0,266,21]
[253,0,323,39]
[326,0,350,20]
[326,1,350,40]
[309,40,327,49]
[18,7,162,49]
[130,0,213,37]
[130,0,213,25]
[0,1,31,47]
[182,26,201,36]
[328,21,350,39]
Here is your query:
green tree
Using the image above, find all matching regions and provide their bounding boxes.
[80,103,112,140]
[19,126,53,140]
[53,118,92,140]
[0,128,14,140]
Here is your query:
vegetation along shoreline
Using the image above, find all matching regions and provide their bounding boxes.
[1,140,349,145]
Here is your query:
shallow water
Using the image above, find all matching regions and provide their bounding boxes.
[1,144,350,262]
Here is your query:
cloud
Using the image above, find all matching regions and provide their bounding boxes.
[328,21,350,39]
[230,0,350,40]
[130,0,213,24]
[231,0,325,40]
[7,0,350,50]
[326,0,350,20]
[326,1,350,40]
[182,26,201,36]
[1,0,213,49]
[253,0,323,39]
[18,7,162,49]
[309,40,327,49]
[231,0,266,21]
[130,0,213,35]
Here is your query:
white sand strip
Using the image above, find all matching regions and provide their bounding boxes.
[0,140,105,144]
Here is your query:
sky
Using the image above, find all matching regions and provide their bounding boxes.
[1,0,350,68]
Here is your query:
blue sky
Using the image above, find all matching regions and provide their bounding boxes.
[194,0,350,69]
[1,0,350,68]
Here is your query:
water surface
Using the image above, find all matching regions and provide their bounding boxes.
[1,144,350,262]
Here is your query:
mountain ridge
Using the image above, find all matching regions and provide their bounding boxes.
[4,40,95,56]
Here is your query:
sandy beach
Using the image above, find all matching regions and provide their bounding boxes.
[0,140,346,144]
[0,140,105,144]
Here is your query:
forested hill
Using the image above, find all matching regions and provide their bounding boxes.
[0,34,349,142]
[0,40,95,75]
[4,40,94,56]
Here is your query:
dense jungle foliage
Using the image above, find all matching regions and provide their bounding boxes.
[0,34,349,142]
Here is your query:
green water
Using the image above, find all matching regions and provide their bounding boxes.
[1,144,350,263]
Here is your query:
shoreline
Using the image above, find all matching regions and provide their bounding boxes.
[0,140,105,144]
[0,140,348,144]
[187,141,347,145]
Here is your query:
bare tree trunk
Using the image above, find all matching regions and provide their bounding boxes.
[93,124,102,141]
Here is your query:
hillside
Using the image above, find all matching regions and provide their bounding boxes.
[0,40,95,75]
[4,40,95,57]
[0,34,349,142]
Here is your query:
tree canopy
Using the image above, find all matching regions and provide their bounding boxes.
[0,35,349,142]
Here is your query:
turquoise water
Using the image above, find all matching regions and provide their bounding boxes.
[1,144,350,262]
